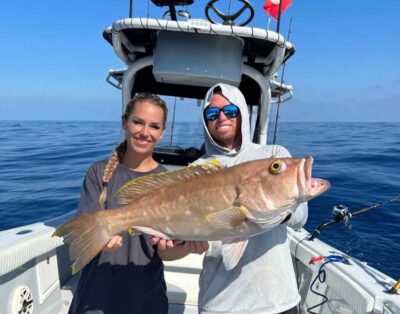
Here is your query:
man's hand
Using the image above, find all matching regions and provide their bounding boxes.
[102,235,123,252]
[150,236,209,260]
[180,240,209,254]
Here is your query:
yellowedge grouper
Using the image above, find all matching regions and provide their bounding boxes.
[54,156,330,274]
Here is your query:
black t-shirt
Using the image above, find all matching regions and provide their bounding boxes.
[69,160,168,314]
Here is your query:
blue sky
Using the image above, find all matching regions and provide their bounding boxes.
[1,0,399,122]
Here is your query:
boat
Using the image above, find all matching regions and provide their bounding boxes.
[0,1,399,313]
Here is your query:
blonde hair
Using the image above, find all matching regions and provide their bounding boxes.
[98,93,168,209]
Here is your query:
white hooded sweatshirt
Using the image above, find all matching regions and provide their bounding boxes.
[195,83,308,314]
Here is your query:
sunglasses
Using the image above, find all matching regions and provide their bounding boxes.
[204,104,240,121]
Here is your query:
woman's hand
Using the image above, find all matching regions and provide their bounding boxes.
[150,236,175,250]
[102,235,123,252]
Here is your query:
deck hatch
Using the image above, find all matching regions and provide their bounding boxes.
[35,251,59,304]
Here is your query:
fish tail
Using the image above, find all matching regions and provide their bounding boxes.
[53,211,114,274]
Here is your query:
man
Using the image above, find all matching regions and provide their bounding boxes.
[194,83,308,314]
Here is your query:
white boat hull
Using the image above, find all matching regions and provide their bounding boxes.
[1,213,398,313]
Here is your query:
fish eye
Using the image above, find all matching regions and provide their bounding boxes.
[269,160,285,174]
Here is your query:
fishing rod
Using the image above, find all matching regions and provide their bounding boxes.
[309,196,400,241]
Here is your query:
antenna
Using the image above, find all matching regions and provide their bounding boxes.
[169,97,177,145]
[272,17,293,145]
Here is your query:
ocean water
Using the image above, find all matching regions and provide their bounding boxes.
[0,120,399,280]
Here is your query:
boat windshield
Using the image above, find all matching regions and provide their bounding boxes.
[154,97,205,166]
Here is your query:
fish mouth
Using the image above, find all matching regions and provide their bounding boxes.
[301,156,330,199]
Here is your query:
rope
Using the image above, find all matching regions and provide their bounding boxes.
[307,255,349,313]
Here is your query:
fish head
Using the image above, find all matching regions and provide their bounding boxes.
[255,156,330,212]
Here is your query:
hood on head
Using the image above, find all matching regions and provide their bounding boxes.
[202,83,251,156]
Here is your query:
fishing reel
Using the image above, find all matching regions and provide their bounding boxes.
[309,204,353,241]
[332,204,352,228]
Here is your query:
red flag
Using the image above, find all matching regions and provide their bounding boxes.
[263,0,292,20]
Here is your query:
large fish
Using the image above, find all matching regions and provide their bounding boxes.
[54,156,330,273]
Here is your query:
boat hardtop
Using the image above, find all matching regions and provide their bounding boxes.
[0,1,399,313]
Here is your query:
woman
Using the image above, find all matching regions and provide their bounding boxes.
[69,93,207,314]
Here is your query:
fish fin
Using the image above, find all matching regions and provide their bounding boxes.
[205,206,248,228]
[131,226,172,240]
[246,209,291,225]
[114,160,224,205]
[221,239,249,270]
[241,201,295,226]
[127,227,139,236]
[235,188,295,226]
[53,211,113,275]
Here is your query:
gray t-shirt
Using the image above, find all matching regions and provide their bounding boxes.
[69,160,168,314]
